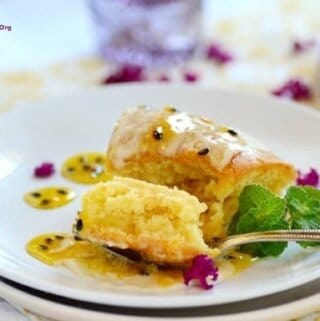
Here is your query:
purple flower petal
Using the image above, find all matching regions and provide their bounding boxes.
[271,79,312,101]
[34,162,55,178]
[206,43,233,65]
[297,168,319,187]
[183,255,219,290]
[158,75,170,82]
[183,72,198,83]
[292,40,315,54]
[102,65,146,84]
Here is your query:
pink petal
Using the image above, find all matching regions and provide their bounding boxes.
[183,72,198,83]
[34,162,55,178]
[271,79,312,101]
[207,43,233,65]
[296,168,319,187]
[183,255,219,290]
[158,75,170,82]
[292,40,315,54]
[102,65,146,84]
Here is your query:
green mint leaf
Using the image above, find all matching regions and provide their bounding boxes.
[258,216,289,256]
[286,186,320,247]
[229,185,288,257]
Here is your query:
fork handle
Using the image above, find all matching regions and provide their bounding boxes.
[217,229,320,252]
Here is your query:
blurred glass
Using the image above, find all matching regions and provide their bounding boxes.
[89,0,202,67]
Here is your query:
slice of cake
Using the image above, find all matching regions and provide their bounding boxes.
[75,177,218,265]
[106,106,296,242]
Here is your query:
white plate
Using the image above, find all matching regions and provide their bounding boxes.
[1,273,320,321]
[0,85,319,310]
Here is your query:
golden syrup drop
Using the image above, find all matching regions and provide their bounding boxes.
[228,251,257,273]
[142,113,177,152]
[217,251,256,279]
[61,152,112,184]
[24,187,76,209]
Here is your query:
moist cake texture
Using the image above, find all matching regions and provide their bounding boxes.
[106,106,296,241]
[77,177,219,265]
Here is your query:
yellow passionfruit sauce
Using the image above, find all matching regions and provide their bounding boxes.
[26,233,142,275]
[26,233,182,286]
[141,108,178,150]
[24,187,76,209]
[61,152,112,184]
[26,233,254,287]
[217,251,257,279]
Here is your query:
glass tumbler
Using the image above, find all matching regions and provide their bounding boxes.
[89,0,202,67]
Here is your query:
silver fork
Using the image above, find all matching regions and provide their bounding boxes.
[215,229,320,253]
[74,228,320,262]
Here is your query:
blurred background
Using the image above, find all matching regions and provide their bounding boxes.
[0,0,319,111]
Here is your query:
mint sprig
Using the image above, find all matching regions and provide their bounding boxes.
[285,186,320,247]
[228,184,320,257]
[230,185,288,257]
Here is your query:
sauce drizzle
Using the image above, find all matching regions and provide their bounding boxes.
[26,233,182,286]
[24,187,76,209]
[62,152,112,184]
[26,234,255,287]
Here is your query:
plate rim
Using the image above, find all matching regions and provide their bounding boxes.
[1,275,320,321]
